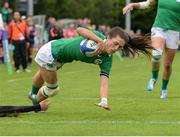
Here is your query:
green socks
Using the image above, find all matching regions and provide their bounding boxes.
[152,70,159,80]
[161,79,169,90]
[31,85,40,95]
[152,70,169,90]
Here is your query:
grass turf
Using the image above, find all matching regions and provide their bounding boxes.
[0,52,180,135]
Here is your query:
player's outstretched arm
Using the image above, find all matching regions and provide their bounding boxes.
[122,0,156,15]
[76,27,104,44]
[95,75,110,110]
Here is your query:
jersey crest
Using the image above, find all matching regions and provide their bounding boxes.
[94,59,102,65]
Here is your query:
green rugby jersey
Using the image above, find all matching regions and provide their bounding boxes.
[153,0,180,31]
[51,31,112,77]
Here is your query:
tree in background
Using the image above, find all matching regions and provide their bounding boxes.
[34,0,156,32]
[0,0,16,11]
[34,0,123,27]
[0,0,156,33]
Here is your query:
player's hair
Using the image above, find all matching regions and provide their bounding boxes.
[108,26,153,57]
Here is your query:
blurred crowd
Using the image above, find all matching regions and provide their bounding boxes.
[0,1,36,73]
[0,1,115,73]
[46,17,112,40]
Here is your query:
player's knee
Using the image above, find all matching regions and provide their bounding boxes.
[164,62,172,71]
[40,83,59,97]
[152,49,163,62]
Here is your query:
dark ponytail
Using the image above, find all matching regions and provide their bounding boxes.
[123,34,152,57]
[108,26,153,58]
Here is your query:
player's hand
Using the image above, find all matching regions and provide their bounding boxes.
[95,102,111,111]
[40,99,51,111]
[93,41,105,55]
[123,4,133,15]
[94,46,102,55]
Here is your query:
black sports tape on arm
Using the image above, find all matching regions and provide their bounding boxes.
[0,105,41,113]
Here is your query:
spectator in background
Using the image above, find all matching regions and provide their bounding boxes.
[8,11,30,73]
[0,46,3,64]
[77,18,96,31]
[63,24,77,38]
[48,21,63,41]
[77,18,86,28]
[98,25,110,36]
[0,30,3,64]
[47,17,56,41]
[27,17,37,66]
[0,1,13,24]
[21,15,27,22]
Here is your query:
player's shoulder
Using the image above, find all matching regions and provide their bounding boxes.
[100,54,113,62]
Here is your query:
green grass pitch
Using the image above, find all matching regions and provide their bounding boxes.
[0,52,180,135]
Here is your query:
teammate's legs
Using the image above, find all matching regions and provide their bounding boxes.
[147,36,165,91]
[160,48,176,99]
[151,37,165,76]
[160,29,179,99]
[163,48,176,80]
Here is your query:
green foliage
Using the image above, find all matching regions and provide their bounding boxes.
[34,0,157,31]
[0,0,16,11]
[0,0,157,31]
[34,0,122,27]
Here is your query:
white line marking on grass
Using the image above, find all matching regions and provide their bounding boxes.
[7,77,32,83]
[63,70,86,74]
[61,97,98,100]
[63,69,93,75]
[2,120,180,125]
[59,97,160,101]
[6,70,91,83]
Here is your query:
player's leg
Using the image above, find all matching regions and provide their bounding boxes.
[29,41,60,105]
[147,28,165,91]
[37,67,58,102]
[31,67,59,105]
[28,70,44,99]
[29,42,50,98]
[160,30,179,99]
[160,48,176,99]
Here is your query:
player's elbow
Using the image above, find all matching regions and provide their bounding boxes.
[76,27,85,34]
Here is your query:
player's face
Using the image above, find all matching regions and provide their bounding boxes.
[105,36,125,54]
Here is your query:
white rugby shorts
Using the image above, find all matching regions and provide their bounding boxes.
[35,41,63,71]
[151,27,180,49]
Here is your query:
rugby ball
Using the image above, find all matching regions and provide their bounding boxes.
[80,39,98,57]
